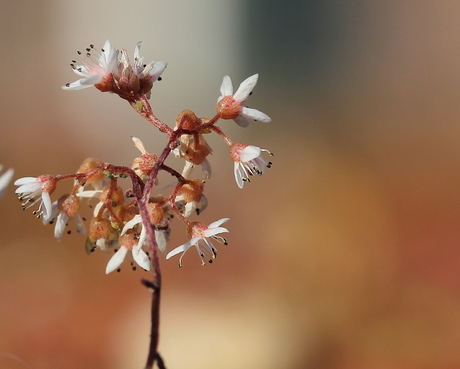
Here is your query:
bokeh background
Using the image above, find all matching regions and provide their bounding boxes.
[2,1,460,368]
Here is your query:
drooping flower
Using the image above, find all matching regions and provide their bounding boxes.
[14,175,57,222]
[52,194,86,241]
[216,74,271,127]
[166,218,229,267]
[86,217,118,254]
[0,165,14,198]
[105,229,151,274]
[229,143,273,189]
[62,40,118,92]
[120,201,169,254]
[174,179,208,217]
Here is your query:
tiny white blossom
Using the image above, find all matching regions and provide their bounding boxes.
[166,218,229,267]
[105,228,151,274]
[14,175,57,222]
[121,215,167,254]
[217,74,271,127]
[0,165,14,198]
[230,144,273,189]
[63,40,118,91]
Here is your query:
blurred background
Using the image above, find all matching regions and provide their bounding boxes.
[2,0,460,368]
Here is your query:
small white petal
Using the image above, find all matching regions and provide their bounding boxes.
[106,246,129,274]
[121,215,142,235]
[234,163,244,189]
[155,230,167,254]
[233,74,258,103]
[54,212,69,241]
[203,227,229,238]
[233,115,250,127]
[0,168,14,197]
[132,248,151,271]
[149,61,167,81]
[208,218,230,229]
[241,107,271,122]
[220,76,233,98]
[239,145,261,163]
[134,41,143,61]
[74,213,87,235]
[201,159,212,180]
[62,75,103,90]
[166,240,195,259]
[14,177,37,186]
[41,192,53,221]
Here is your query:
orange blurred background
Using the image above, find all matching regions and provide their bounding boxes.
[2,1,460,368]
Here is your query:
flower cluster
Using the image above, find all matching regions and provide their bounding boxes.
[15,40,273,272]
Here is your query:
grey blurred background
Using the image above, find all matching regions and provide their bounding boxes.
[2,1,460,368]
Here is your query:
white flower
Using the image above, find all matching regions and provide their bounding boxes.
[174,179,208,217]
[230,143,273,189]
[121,214,167,254]
[105,228,151,274]
[217,74,271,127]
[62,40,118,91]
[166,218,229,267]
[0,165,14,198]
[14,175,57,222]
[51,195,87,241]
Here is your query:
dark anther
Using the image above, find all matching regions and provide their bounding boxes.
[65,83,70,87]
[67,230,71,235]
[77,51,82,55]
[86,48,91,52]
[208,259,213,264]
[157,77,162,81]
[82,217,87,221]
[117,268,121,272]
[101,48,105,52]
[90,44,94,48]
